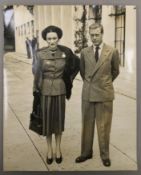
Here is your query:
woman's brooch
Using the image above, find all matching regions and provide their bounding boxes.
[62,53,66,58]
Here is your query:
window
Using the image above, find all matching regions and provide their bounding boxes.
[31,20,34,34]
[89,5,102,23]
[115,6,126,66]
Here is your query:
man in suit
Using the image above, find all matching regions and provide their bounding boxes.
[75,23,120,166]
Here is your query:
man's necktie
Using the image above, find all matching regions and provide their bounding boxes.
[95,46,100,62]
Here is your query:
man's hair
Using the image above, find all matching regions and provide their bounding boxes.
[89,23,104,34]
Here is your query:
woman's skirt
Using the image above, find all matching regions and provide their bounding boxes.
[41,95,66,136]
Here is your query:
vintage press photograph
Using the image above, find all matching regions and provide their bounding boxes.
[3,5,137,171]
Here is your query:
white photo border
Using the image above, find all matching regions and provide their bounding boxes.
[0,0,141,174]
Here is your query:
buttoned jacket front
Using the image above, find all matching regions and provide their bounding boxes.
[34,45,80,98]
[34,47,66,96]
[80,43,120,102]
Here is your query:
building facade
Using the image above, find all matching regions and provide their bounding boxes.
[13,5,136,73]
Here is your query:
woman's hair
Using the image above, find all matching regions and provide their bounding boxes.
[89,23,104,34]
[41,25,63,40]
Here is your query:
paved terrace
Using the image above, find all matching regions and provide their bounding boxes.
[3,52,137,171]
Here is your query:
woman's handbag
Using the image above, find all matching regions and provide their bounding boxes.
[29,112,42,135]
[29,91,43,135]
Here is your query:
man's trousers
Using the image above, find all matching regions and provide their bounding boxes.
[81,100,113,160]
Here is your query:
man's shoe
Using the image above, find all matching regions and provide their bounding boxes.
[75,155,93,163]
[102,159,111,167]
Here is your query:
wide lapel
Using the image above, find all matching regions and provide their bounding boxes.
[91,43,111,77]
[55,47,66,58]
[86,46,96,66]
[39,47,52,60]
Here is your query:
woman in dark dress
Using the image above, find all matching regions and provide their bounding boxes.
[33,25,79,164]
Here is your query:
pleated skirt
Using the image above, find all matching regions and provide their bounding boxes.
[41,95,66,136]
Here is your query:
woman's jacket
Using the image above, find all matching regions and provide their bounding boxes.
[33,45,80,100]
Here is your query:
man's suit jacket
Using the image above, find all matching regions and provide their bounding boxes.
[80,43,120,102]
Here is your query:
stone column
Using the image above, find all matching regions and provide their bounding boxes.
[52,5,61,27]
[60,5,74,49]
[125,6,136,73]
[102,6,115,47]
[44,5,52,26]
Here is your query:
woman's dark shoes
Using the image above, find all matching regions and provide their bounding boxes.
[75,155,93,163]
[46,157,53,165]
[102,159,111,167]
[56,156,63,164]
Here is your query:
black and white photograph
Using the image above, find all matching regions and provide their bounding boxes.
[3,4,137,171]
